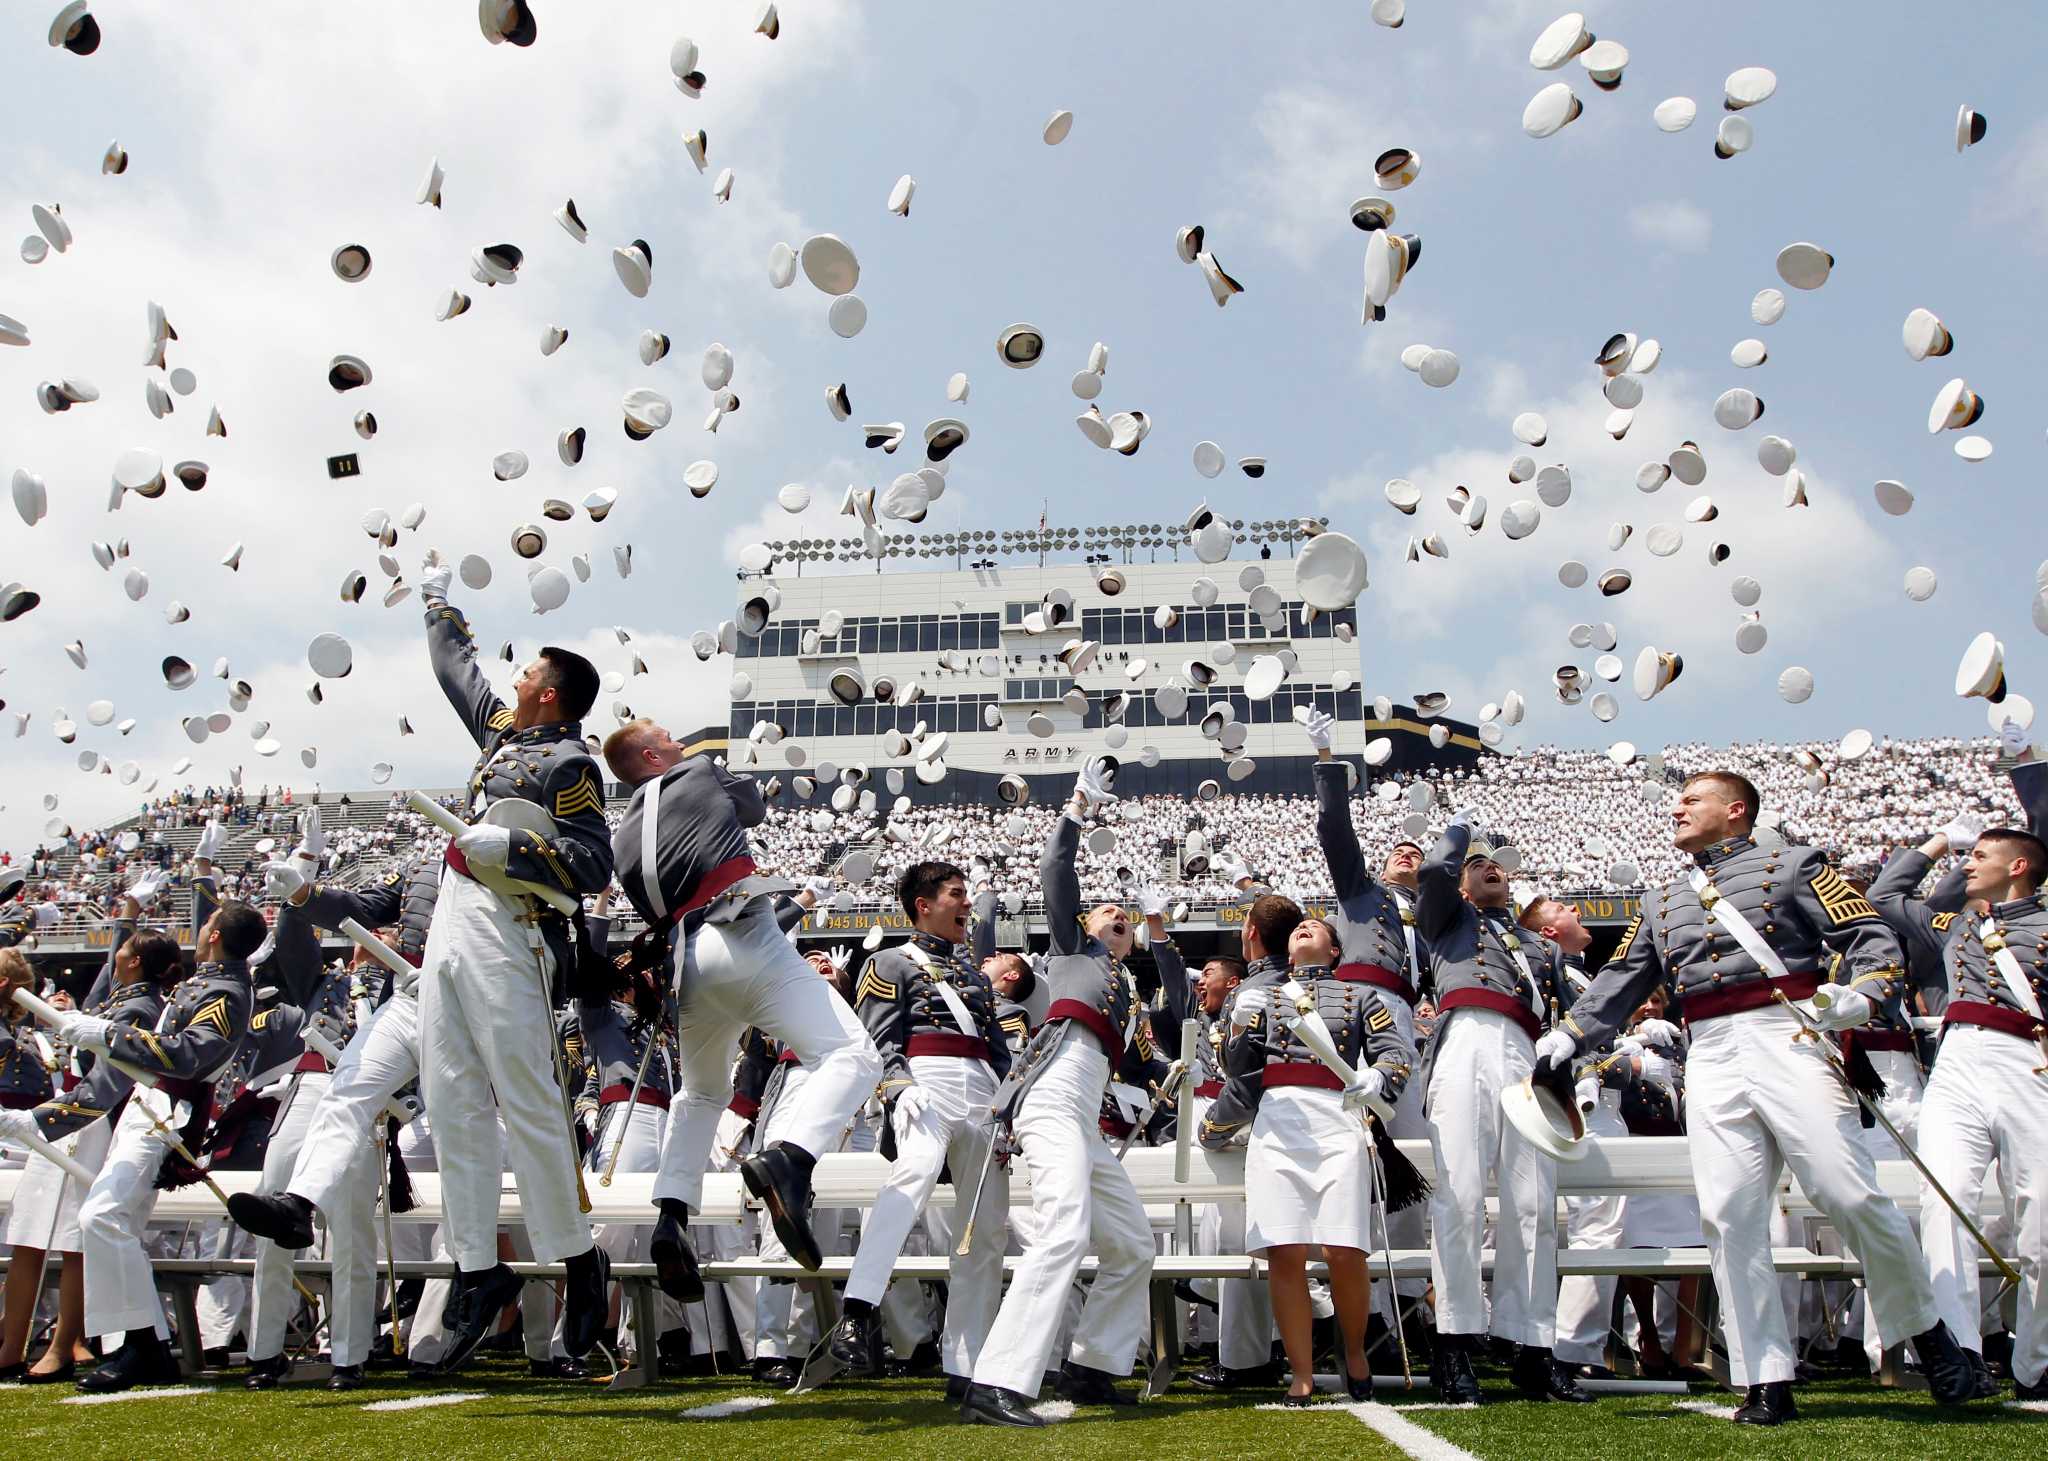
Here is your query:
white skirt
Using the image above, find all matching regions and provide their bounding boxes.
[4,1119,113,1252]
[1245,1086,1374,1253]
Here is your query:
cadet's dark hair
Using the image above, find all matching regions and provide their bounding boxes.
[1203,955,1248,983]
[213,902,269,961]
[537,646,600,722]
[1245,894,1303,957]
[898,860,966,919]
[1682,770,1761,829]
[127,928,183,986]
[1979,828,2048,889]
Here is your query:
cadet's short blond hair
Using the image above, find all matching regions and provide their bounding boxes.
[602,719,656,784]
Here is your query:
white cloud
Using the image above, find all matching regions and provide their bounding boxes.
[1626,200,1712,254]
[1223,85,1404,269]
[1974,117,2048,247]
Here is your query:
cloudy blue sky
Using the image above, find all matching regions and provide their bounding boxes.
[4,0,2045,851]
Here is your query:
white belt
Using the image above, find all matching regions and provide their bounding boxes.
[1688,869,1793,981]
[1978,915,2046,1021]
[1108,1080,1149,1123]
[904,943,979,1035]
[637,773,668,924]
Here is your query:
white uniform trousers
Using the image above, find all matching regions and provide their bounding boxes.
[752,1067,851,1360]
[653,897,879,1213]
[1684,1003,1938,1387]
[1853,1048,1925,1371]
[248,1072,379,1367]
[971,1030,1153,1396]
[4,1118,113,1252]
[192,1221,253,1349]
[1553,1093,1630,1366]
[419,868,587,1269]
[290,994,420,1214]
[846,1055,1006,1377]
[78,1093,182,1339]
[1918,1025,2046,1387]
[1426,1007,1557,1346]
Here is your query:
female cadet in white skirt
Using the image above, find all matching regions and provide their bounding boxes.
[1201,913,1421,1403]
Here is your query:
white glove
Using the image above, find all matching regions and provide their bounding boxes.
[802,875,834,901]
[1939,814,1985,852]
[452,824,513,873]
[1634,1018,1681,1050]
[827,945,852,976]
[194,818,226,861]
[262,860,307,901]
[1137,885,1168,917]
[1447,807,1482,834]
[55,1012,112,1052]
[1614,1035,1646,1061]
[0,1108,38,1143]
[968,858,992,892]
[1639,1049,1676,1087]
[1229,988,1269,1030]
[1340,1068,1386,1111]
[1534,1028,1577,1066]
[1216,852,1253,886]
[893,1083,933,1130]
[1574,1077,1601,1112]
[2000,718,2031,759]
[420,559,454,604]
[1303,708,1336,751]
[1075,757,1118,811]
[1809,986,1873,1032]
[299,806,324,862]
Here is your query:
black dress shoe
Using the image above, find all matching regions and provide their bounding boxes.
[244,1354,290,1390]
[1189,1359,1277,1391]
[1732,1380,1799,1426]
[960,1382,1047,1427]
[76,1329,181,1394]
[227,1191,316,1249]
[650,1199,705,1303]
[530,1356,588,1380]
[560,1246,611,1359]
[1913,1320,1980,1405]
[1430,1335,1482,1405]
[828,1301,884,1378]
[1282,1390,1318,1408]
[0,1362,25,1382]
[1345,1367,1374,1402]
[945,1373,970,1403]
[433,1264,522,1376]
[1055,1360,1135,1406]
[741,1144,822,1271]
[1970,1352,2002,1400]
[893,1338,943,1377]
[326,1364,365,1392]
[1511,1345,1593,1403]
[22,1363,76,1385]
[201,1346,233,1369]
[2014,1373,2047,1401]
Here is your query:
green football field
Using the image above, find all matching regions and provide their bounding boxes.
[7,1358,2044,1461]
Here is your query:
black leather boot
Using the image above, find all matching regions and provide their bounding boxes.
[1430,1333,1481,1404]
[1731,1380,1799,1425]
[828,1299,885,1377]
[740,1143,821,1270]
[960,1381,1047,1426]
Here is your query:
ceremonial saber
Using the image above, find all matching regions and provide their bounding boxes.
[1,1121,96,1185]
[12,990,323,1302]
[600,1031,660,1188]
[1113,1058,1186,1160]
[1772,990,2020,1284]
[1275,979,1395,1126]
[1365,1139,1413,1389]
[373,1120,405,1357]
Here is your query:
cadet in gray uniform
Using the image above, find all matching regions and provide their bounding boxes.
[1417,813,1588,1406]
[604,718,879,1310]
[962,759,1156,1428]
[1868,822,2048,1400]
[1201,908,1418,1404]
[1554,770,1976,1425]
[828,860,1011,1391]
[1307,710,1431,1338]
[413,569,613,1368]
[65,902,262,1392]
[0,907,176,1385]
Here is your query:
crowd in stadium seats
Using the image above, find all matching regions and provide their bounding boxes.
[8,735,2023,933]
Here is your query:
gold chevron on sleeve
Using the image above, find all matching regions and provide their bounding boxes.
[1810,867,1878,925]
[855,969,898,1004]
[554,772,604,818]
[487,707,516,732]
[1367,1003,1395,1033]
[1611,914,1643,960]
[190,995,235,1039]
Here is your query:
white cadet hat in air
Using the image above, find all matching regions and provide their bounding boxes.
[1955,631,2006,702]
[1956,104,1988,152]
[801,234,859,294]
